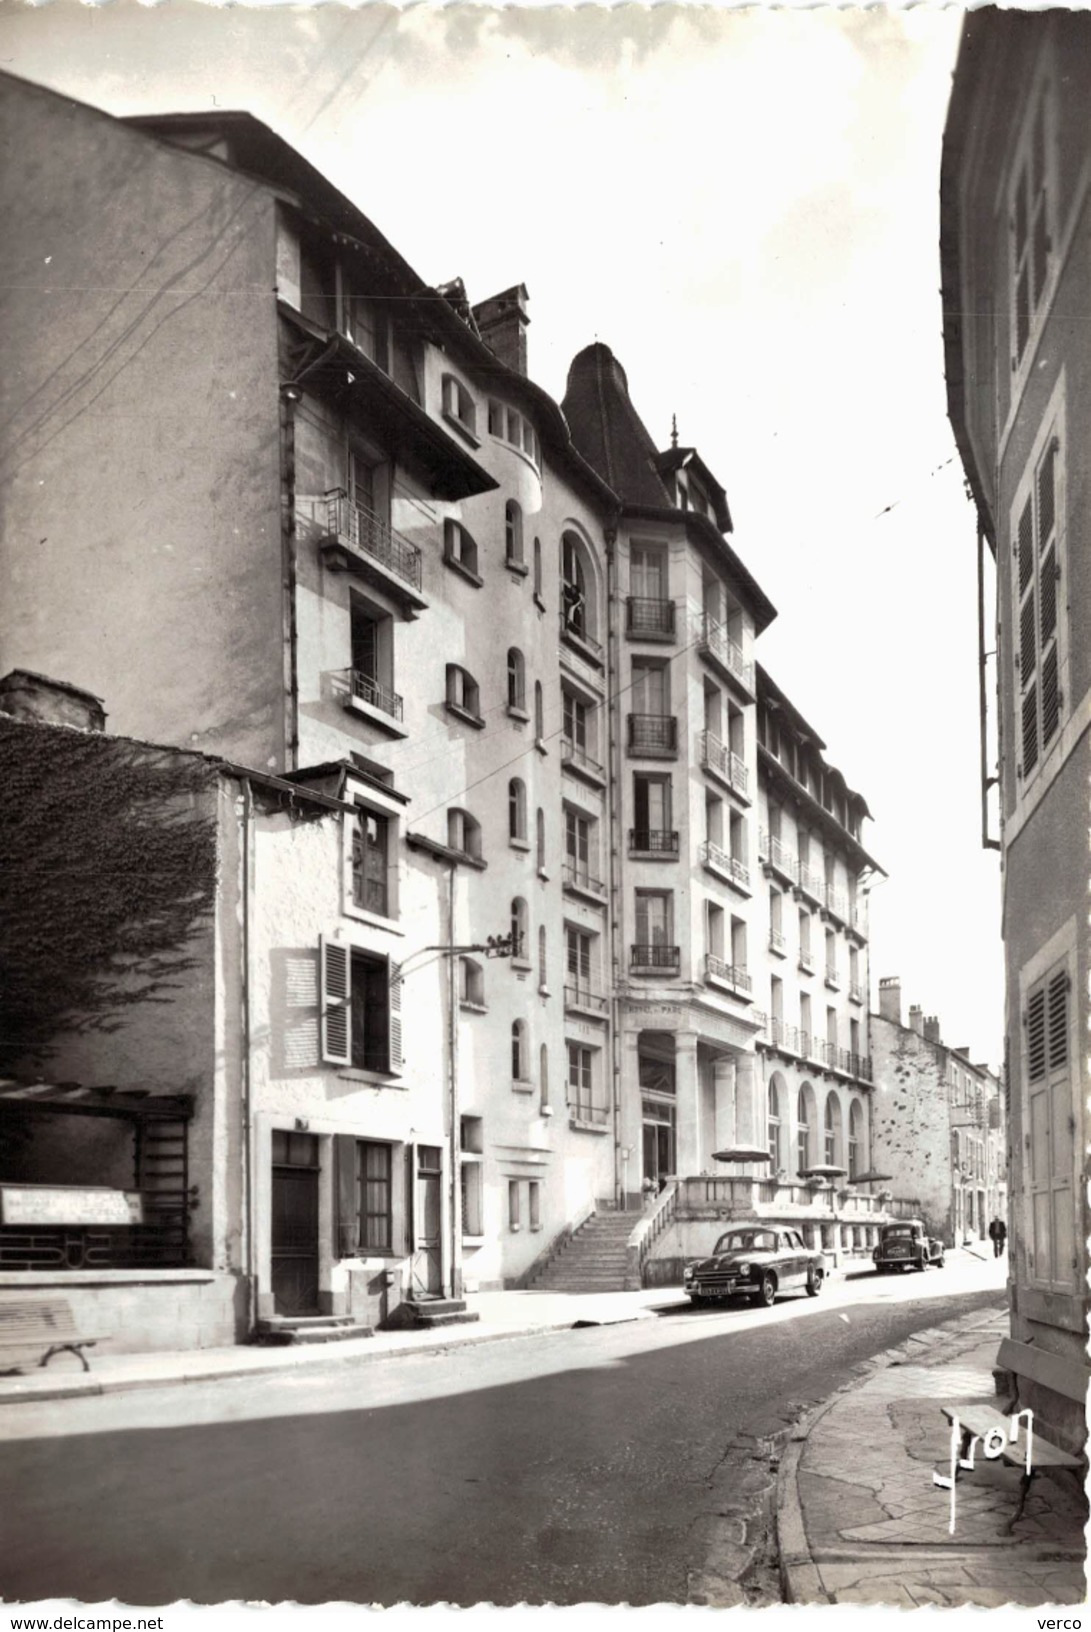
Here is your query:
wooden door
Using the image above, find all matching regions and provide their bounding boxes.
[271,1131,320,1315]
[411,1145,443,1297]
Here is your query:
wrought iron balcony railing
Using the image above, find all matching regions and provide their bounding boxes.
[345,668,404,722]
[849,981,865,1005]
[700,839,750,890]
[627,713,678,757]
[564,983,609,1014]
[797,865,825,903]
[695,613,753,689]
[323,491,423,592]
[769,929,787,954]
[560,737,605,781]
[699,729,749,795]
[629,828,680,855]
[631,943,680,970]
[626,596,676,638]
[563,862,607,898]
[559,609,604,661]
[705,955,752,992]
[568,1100,610,1126]
[760,831,798,883]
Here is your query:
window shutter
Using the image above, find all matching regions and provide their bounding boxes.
[334,1135,359,1258]
[1019,592,1037,679]
[1026,985,1047,1081]
[320,936,351,1065]
[1017,498,1034,595]
[1037,441,1056,544]
[388,962,403,1072]
[1040,645,1060,747]
[1039,546,1057,643]
[1021,685,1039,776]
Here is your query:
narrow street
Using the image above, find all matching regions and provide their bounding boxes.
[1,1259,1006,1607]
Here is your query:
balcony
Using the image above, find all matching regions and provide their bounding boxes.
[568,1100,610,1129]
[848,906,867,944]
[342,668,404,724]
[694,613,754,694]
[798,950,815,975]
[626,597,676,641]
[769,929,787,957]
[824,886,851,925]
[824,966,841,991]
[559,610,604,668]
[560,736,606,786]
[316,491,427,615]
[629,828,680,858]
[699,730,749,799]
[627,713,678,759]
[631,943,680,973]
[760,831,798,886]
[562,862,607,903]
[564,983,609,1016]
[796,865,825,906]
[849,981,865,1005]
[705,955,752,994]
[700,839,751,893]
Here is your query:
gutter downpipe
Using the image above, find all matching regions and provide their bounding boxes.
[447,861,463,1298]
[241,778,257,1336]
[604,517,626,1210]
[977,521,1001,852]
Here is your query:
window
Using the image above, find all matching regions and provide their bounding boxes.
[351,810,389,917]
[561,532,592,638]
[824,1095,840,1165]
[345,298,390,373]
[770,975,783,1024]
[446,664,484,726]
[567,1043,595,1120]
[566,926,595,999]
[447,807,482,859]
[533,537,543,600]
[511,897,529,962]
[799,911,812,967]
[1014,424,1064,779]
[849,945,860,995]
[443,519,481,583]
[768,1082,782,1170]
[1010,81,1054,367]
[850,1017,861,1059]
[825,929,836,980]
[536,808,546,873]
[359,1141,393,1251]
[540,1043,550,1112]
[730,916,747,975]
[459,957,484,1009]
[770,888,783,948]
[800,993,812,1056]
[505,501,524,566]
[538,925,548,991]
[508,1179,521,1231]
[529,1180,541,1231]
[635,890,671,947]
[706,901,725,959]
[565,806,592,882]
[508,778,527,843]
[1024,958,1075,1289]
[347,594,399,720]
[636,774,673,842]
[632,659,669,716]
[630,544,667,601]
[534,681,545,744]
[563,688,591,753]
[826,1006,838,1052]
[442,373,477,438]
[797,1089,811,1175]
[507,648,527,713]
[319,937,402,1074]
[730,811,746,867]
[461,1160,483,1237]
[849,1099,864,1178]
[512,1019,529,1083]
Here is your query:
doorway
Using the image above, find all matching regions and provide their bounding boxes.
[411,1144,443,1297]
[271,1130,320,1315]
[642,1099,676,1191]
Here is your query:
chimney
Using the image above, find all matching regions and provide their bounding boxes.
[472,284,530,376]
[878,976,901,1025]
[0,669,106,732]
[923,1016,942,1044]
[908,1004,924,1036]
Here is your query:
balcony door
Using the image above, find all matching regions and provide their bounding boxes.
[632,660,668,716]
[642,1100,675,1190]
[631,545,666,600]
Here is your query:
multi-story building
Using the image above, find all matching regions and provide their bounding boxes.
[940,10,1090,1450]
[870,979,1006,1247]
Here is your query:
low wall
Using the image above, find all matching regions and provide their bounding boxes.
[645,1212,886,1284]
[0,1269,242,1352]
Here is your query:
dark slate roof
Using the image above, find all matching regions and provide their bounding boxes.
[562,345,675,510]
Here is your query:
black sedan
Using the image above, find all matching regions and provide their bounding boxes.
[683,1224,826,1307]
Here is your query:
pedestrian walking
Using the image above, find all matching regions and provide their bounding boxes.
[988,1216,1007,1257]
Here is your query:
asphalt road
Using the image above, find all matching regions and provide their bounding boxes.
[0,1257,1006,1607]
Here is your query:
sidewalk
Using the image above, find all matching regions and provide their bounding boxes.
[778,1306,1088,1608]
[0,1286,667,1409]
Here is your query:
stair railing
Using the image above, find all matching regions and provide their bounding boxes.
[624,1181,678,1290]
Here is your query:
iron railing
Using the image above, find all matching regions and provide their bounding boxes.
[769,929,787,954]
[797,865,825,902]
[323,491,423,591]
[0,1221,188,1271]
[699,729,748,795]
[849,982,865,1004]
[629,828,680,855]
[700,839,750,889]
[825,966,841,989]
[564,983,609,1014]
[568,1099,609,1126]
[760,831,798,882]
[563,862,607,897]
[345,668,404,721]
[559,610,604,660]
[626,597,675,637]
[695,613,753,688]
[560,737,605,781]
[631,943,680,970]
[705,955,752,992]
[627,714,678,756]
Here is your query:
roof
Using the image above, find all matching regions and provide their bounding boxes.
[757,664,873,820]
[654,447,732,532]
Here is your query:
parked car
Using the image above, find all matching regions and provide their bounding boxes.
[873,1220,945,1273]
[683,1224,826,1307]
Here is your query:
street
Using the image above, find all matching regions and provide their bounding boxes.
[1,1256,1006,1607]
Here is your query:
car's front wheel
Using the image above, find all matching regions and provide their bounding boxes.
[752,1272,777,1307]
[806,1267,824,1297]
[936,1256,945,1269]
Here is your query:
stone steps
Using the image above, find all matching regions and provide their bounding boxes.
[533,1209,639,1293]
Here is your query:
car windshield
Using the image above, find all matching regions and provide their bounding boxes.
[713,1230,778,1253]
[883,1226,919,1239]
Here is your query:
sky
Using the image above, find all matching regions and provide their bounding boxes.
[0,0,1004,1066]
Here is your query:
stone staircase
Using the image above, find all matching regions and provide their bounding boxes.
[531,1209,637,1293]
[385,1296,480,1332]
[254,1313,374,1346]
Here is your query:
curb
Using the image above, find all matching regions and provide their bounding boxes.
[0,1314,593,1408]
[775,1305,1008,1604]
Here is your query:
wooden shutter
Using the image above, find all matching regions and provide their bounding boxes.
[388,961,403,1072]
[334,1135,359,1258]
[320,936,351,1065]
[1026,962,1075,1289]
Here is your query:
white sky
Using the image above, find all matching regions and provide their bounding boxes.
[0,0,1004,1066]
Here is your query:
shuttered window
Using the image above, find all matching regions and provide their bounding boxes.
[1024,959,1075,1291]
[319,940,402,1074]
[1010,86,1053,367]
[1014,433,1063,779]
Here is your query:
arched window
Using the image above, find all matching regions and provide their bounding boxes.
[849,1099,864,1177]
[507,648,526,712]
[505,500,524,566]
[448,808,482,859]
[797,1087,811,1175]
[511,1019,528,1082]
[534,680,544,743]
[533,537,543,599]
[508,777,527,842]
[561,533,588,636]
[536,807,546,872]
[824,1093,842,1166]
[538,924,548,990]
[540,1043,549,1111]
[767,1080,782,1170]
[511,897,528,962]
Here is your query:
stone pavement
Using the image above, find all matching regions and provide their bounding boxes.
[0,1286,665,1409]
[779,1307,1088,1608]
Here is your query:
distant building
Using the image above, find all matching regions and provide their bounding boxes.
[870,979,1006,1246]
[940,9,1090,1450]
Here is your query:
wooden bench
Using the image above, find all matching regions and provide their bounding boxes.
[939,1403,1082,1533]
[0,1298,97,1375]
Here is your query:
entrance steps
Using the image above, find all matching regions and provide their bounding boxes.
[254,1313,374,1346]
[531,1209,637,1293]
[385,1297,480,1332]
